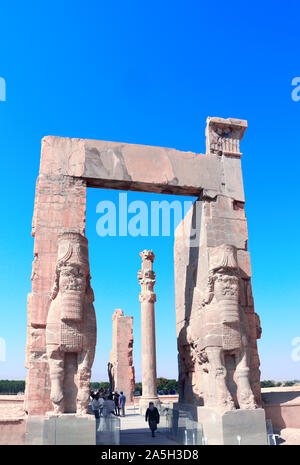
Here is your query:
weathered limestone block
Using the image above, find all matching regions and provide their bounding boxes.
[25,173,87,416]
[175,118,262,414]
[25,413,96,445]
[176,240,262,412]
[39,122,246,201]
[205,117,247,201]
[24,360,52,415]
[45,232,96,414]
[108,309,135,404]
[196,407,267,445]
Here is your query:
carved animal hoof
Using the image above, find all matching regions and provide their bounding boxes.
[239,400,257,410]
[76,403,88,415]
[238,392,257,410]
[77,410,88,416]
[226,399,235,409]
[218,397,235,413]
[53,404,64,415]
[210,396,235,414]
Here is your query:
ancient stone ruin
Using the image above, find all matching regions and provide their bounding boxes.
[22,116,266,444]
[138,250,160,413]
[46,232,96,414]
[176,242,261,412]
[108,309,135,404]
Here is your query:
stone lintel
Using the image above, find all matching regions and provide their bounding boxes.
[40,125,246,202]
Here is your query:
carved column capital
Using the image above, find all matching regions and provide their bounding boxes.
[138,250,156,303]
[206,117,247,157]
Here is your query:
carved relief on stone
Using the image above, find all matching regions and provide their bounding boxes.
[206,117,247,157]
[255,313,262,339]
[60,321,83,352]
[177,328,194,403]
[178,326,207,404]
[46,232,96,415]
[138,250,156,303]
[186,243,260,413]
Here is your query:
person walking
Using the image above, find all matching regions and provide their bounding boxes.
[113,391,120,416]
[98,392,104,417]
[145,402,160,437]
[119,391,126,417]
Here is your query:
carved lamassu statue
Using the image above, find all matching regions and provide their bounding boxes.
[179,244,261,413]
[46,232,96,414]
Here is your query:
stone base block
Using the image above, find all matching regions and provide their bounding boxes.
[197,407,267,445]
[139,397,161,415]
[26,414,96,445]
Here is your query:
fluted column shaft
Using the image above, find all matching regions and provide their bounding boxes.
[138,250,159,412]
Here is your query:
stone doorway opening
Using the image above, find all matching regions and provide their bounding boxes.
[85,186,198,400]
[24,117,264,449]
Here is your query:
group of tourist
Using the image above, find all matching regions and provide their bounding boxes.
[90,389,160,439]
[90,389,126,419]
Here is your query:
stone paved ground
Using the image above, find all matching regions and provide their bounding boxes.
[120,407,179,445]
[121,407,300,446]
[276,428,300,445]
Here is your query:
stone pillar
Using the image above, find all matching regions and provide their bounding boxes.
[175,117,267,444]
[24,137,87,416]
[25,175,87,416]
[108,309,135,404]
[138,250,160,414]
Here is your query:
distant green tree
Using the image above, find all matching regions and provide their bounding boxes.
[134,379,178,393]
[90,382,110,391]
[157,377,169,390]
[260,380,277,388]
[0,380,25,394]
[164,379,178,392]
[284,381,295,387]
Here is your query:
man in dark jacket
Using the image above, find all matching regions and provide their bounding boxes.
[113,391,120,416]
[145,402,160,437]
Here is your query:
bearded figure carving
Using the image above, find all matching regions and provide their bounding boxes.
[182,244,259,413]
[46,232,96,414]
[203,244,257,412]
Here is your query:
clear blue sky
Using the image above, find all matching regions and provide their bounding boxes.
[0,1,299,382]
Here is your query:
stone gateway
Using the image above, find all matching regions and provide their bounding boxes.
[24,116,266,444]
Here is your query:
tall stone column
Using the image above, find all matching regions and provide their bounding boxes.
[138,250,160,414]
